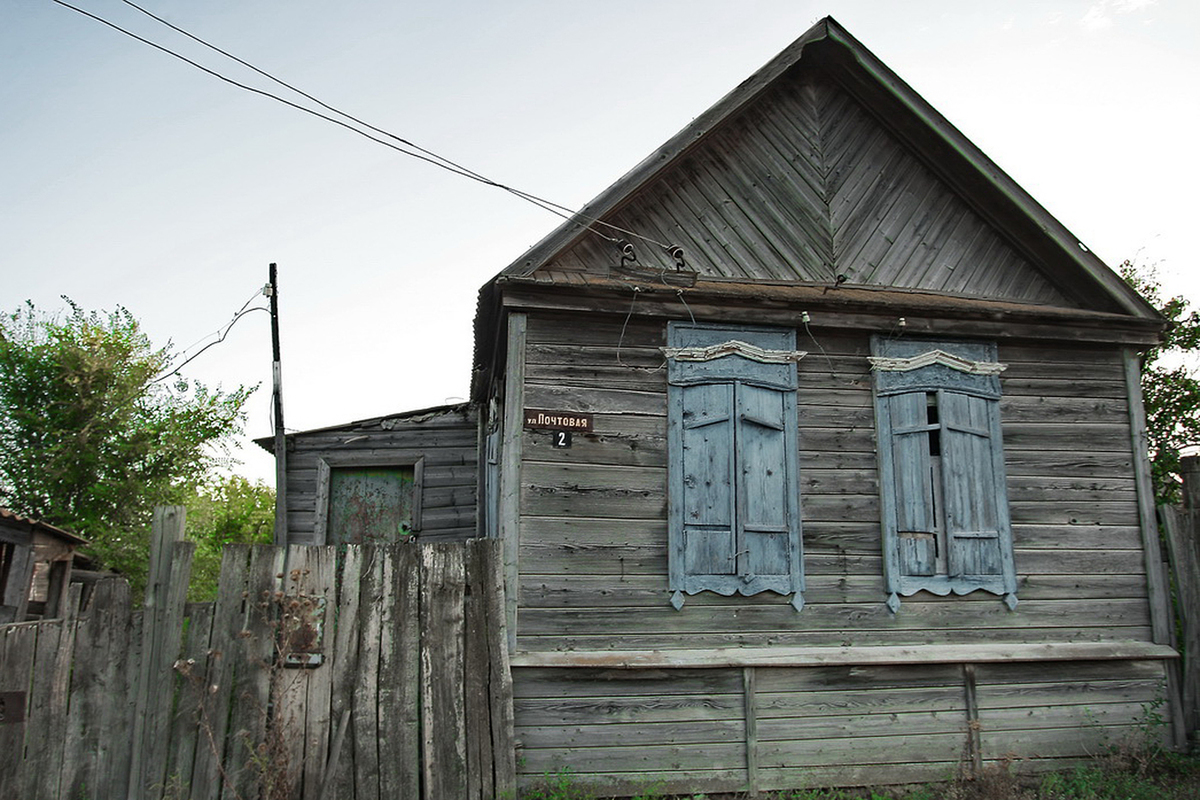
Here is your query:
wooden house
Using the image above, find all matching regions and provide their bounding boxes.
[0,508,87,623]
[276,17,1181,795]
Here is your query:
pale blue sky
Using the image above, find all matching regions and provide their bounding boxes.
[3,0,1197,483]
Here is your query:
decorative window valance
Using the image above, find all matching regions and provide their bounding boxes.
[870,339,1005,400]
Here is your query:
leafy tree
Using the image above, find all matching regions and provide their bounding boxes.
[183,474,274,600]
[1122,262,1200,505]
[0,299,254,593]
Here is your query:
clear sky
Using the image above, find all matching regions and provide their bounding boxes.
[3,0,1197,485]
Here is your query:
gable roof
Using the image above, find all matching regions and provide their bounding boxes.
[489,16,1157,320]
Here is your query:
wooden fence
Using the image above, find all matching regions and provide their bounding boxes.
[1161,457,1200,750]
[0,507,515,800]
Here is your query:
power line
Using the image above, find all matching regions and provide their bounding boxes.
[51,0,676,253]
[152,288,269,385]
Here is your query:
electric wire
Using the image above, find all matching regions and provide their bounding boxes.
[152,287,270,385]
[52,0,674,252]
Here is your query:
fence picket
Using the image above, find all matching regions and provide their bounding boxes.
[0,623,37,799]
[421,544,468,799]
[379,545,421,800]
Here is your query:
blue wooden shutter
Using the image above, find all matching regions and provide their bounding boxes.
[680,383,736,577]
[940,391,1004,578]
[871,336,1017,610]
[738,383,792,580]
[886,392,937,577]
[667,322,804,609]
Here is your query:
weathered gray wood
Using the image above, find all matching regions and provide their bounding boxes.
[1125,349,1172,644]
[293,546,337,800]
[482,538,517,796]
[420,544,468,799]
[59,578,132,800]
[0,623,36,798]
[1160,506,1200,746]
[327,544,363,798]
[743,667,758,794]
[352,546,384,800]
[128,505,188,800]
[500,312,527,649]
[463,541,490,799]
[377,545,421,800]
[165,602,214,798]
[510,641,1176,669]
[189,545,250,800]
[23,618,73,800]
[146,536,195,797]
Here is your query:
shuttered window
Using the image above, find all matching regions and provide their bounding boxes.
[871,337,1017,611]
[666,323,805,611]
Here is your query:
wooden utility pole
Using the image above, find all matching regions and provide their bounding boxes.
[269,263,287,545]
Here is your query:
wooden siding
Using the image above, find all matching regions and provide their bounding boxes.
[282,407,479,546]
[516,312,1152,652]
[541,70,1076,309]
[512,659,1171,794]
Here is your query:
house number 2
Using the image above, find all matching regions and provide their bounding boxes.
[553,430,572,448]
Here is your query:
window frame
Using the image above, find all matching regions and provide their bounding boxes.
[665,321,806,611]
[313,453,425,545]
[870,336,1017,611]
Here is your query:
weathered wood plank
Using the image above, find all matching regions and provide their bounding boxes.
[129,506,189,799]
[189,545,249,800]
[352,546,384,800]
[516,626,1158,652]
[24,619,73,800]
[501,312,527,650]
[518,740,747,774]
[0,623,36,799]
[226,546,286,800]
[326,545,362,800]
[297,546,337,800]
[522,462,666,519]
[60,578,133,800]
[164,602,214,798]
[378,545,421,800]
[482,538,518,797]
[421,544,468,798]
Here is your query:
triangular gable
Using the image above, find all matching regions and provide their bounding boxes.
[495,18,1157,320]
